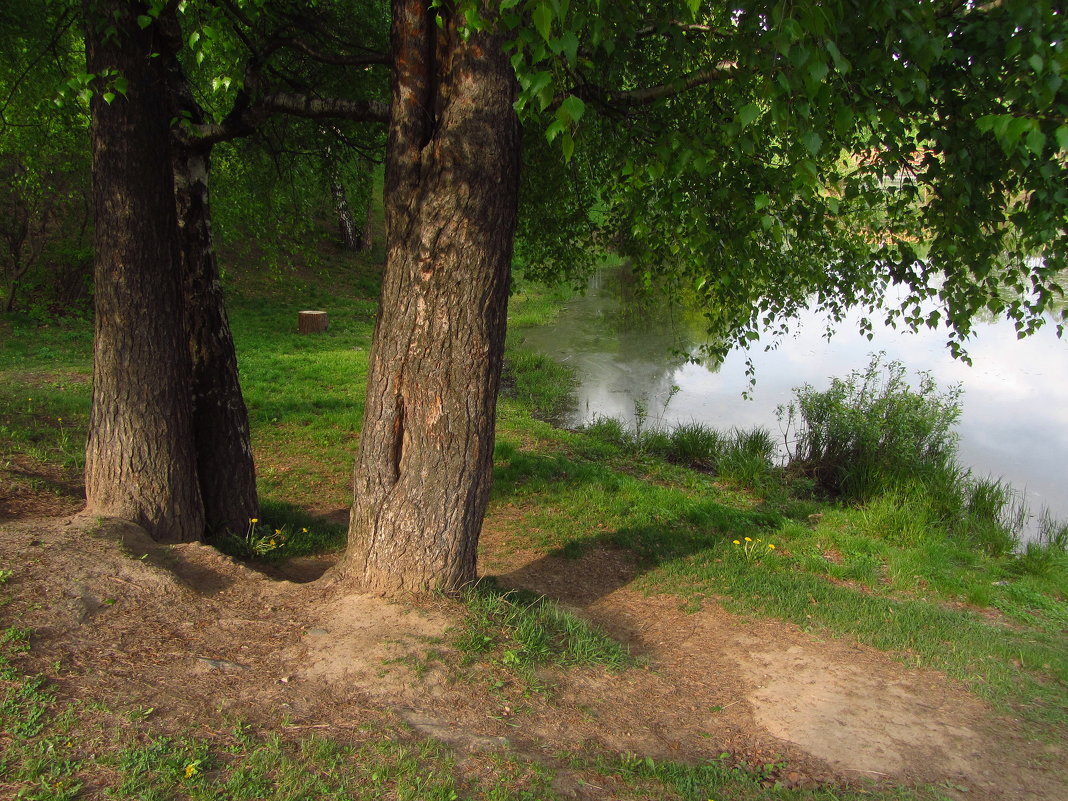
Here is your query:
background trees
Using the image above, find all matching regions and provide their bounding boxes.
[0,1,90,315]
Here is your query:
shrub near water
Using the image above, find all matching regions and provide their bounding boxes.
[778,353,962,503]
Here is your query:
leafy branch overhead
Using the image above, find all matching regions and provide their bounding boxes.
[500,0,1067,360]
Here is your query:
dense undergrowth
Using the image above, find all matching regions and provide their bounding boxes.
[1,240,1067,798]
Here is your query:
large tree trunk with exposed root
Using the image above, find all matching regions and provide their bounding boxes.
[83,0,204,542]
[333,0,520,596]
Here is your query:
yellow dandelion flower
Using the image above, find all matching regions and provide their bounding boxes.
[275,529,282,535]
[768,543,776,549]
[733,540,740,545]
[250,518,258,523]
[184,761,199,779]
[302,527,309,533]
[744,537,752,542]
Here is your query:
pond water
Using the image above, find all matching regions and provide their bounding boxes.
[515,269,1068,528]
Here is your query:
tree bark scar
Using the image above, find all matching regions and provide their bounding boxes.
[391,394,406,483]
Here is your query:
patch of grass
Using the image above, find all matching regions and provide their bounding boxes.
[0,623,551,801]
[456,581,631,673]
[500,349,577,423]
[648,535,1068,730]
[577,417,779,489]
[505,276,575,330]
[0,626,84,801]
[215,501,346,561]
[594,751,944,800]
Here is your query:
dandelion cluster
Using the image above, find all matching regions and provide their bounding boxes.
[732,535,776,562]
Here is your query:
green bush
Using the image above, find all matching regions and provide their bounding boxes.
[778,353,962,502]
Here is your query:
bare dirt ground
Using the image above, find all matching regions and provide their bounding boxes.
[1,510,1065,800]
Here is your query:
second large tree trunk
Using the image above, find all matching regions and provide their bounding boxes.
[83,0,204,542]
[334,1,520,595]
[172,144,260,539]
[157,7,258,539]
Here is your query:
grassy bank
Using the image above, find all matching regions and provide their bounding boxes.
[1,244,1066,798]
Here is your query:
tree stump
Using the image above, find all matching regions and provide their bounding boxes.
[298,310,329,334]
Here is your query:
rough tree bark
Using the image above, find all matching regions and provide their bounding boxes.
[331,176,360,250]
[171,142,260,538]
[83,0,204,542]
[159,10,259,539]
[333,0,521,595]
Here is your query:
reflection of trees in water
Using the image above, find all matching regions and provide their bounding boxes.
[563,264,728,428]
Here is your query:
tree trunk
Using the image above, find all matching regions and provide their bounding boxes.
[357,190,374,253]
[83,0,204,542]
[333,0,520,596]
[332,176,360,251]
[172,143,260,539]
[153,7,258,540]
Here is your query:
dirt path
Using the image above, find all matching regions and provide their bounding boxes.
[1,515,1064,800]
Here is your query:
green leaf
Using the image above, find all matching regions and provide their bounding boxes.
[558,31,579,65]
[533,4,553,42]
[1025,127,1046,156]
[1055,125,1068,152]
[825,39,850,73]
[1003,116,1032,152]
[1028,54,1044,74]
[561,132,575,162]
[137,15,153,29]
[686,0,700,18]
[102,91,115,104]
[754,194,770,211]
[802,131,822,155]
[558,94,585,125]
[737,103,760,128]
[545,118,565,143]
[808,60,829,85]
[520,70,552,95]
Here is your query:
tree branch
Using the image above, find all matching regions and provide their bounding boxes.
[181,92,388,148]
[583,63,737,108]
[258,92,389,123]
[288,38,390,67]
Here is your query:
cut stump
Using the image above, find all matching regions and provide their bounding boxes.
[298,310,329,334]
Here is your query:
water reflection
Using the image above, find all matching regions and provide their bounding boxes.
[516,270,1068,525]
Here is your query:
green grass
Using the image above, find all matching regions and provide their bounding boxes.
[455,581,632,673]
[1,614,944,801]
[2,240,1067,795]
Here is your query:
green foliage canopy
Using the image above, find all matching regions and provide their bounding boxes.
[504,0,1067,360]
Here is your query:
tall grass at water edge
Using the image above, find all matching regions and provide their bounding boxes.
[570,353,1067,563]
[777,353,1065,558]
